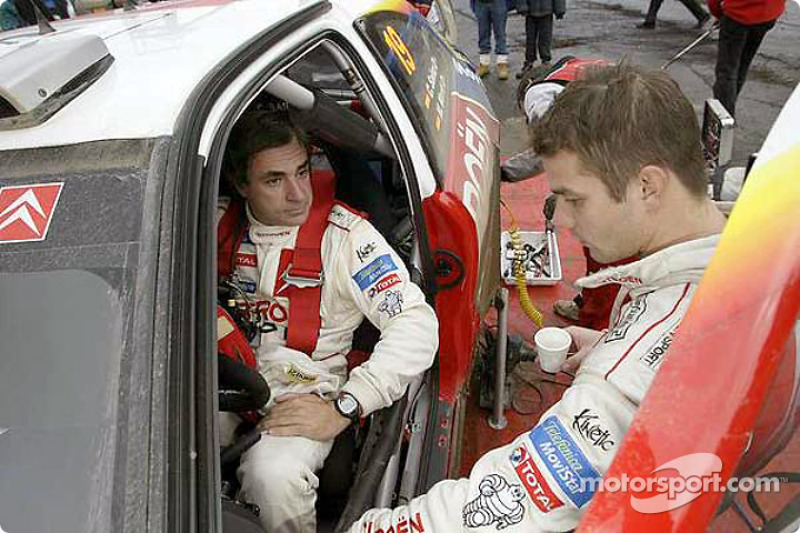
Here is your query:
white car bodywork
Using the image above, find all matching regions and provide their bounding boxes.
[0,0,436,200]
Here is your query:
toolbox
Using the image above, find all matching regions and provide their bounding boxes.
[500,230,562,286]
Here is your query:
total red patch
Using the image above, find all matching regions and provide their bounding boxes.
[0,183,63,244]
[235,253,257,268]
[511,445,564,513]
[368,273,401,298]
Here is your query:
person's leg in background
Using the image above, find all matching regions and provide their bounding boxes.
[713,15,748,116]
[638,0,663,28]
[537,14,554,64]
[677,0,711,27]
[474,1,493,77]
[491,0,510,79]
[524,15,537,70]
[735,20,776,99]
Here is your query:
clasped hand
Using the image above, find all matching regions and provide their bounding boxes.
[561,326,605,372]
[258,393,350,442]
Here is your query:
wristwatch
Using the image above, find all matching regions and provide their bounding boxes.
[334,392,362,423]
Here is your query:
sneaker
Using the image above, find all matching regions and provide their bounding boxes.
[637,20,656,29]
[497,63,509,80]
[477,63,490,78]
[553,299,581,322]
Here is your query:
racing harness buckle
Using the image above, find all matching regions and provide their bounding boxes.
[282,264,324,288]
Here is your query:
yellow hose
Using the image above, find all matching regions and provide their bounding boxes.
[501,199,545,327]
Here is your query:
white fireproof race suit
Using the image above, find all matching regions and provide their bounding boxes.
[347,235,720,533]
[218,198,438,532]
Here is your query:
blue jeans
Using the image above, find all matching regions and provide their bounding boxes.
[474,0,508,56]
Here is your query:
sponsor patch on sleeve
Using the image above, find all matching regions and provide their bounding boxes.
[529,416,601,508]
[509,445,564,513]
[352,254,398,291]
[462,474,526,529]
[367,273,402,298]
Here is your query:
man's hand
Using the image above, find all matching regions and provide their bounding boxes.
[561,326,605,372]
[258,393,350,442]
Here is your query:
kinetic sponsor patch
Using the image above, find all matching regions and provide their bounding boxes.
[529,416,601,507]
[368,273,401,298]
[509,445,564,513]
[572,409,615,451]
[356,241,377,263]
[0,183,63,244]
[235,253,257,268]
[352,254,398,290]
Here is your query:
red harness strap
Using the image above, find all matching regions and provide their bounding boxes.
[284,170,336,355]
[216,170,337,356]
[217,199,247,281]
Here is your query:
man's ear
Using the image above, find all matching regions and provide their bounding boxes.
[234,178,248,199]
[637,165,668,207]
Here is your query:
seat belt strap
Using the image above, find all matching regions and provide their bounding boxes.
[285,170,337,355]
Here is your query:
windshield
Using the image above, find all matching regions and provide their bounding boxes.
[357,8,493,183]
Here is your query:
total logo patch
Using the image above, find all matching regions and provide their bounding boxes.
[235,253,257,268]
[367,273,401,298]
[509,445,564,513]
[352,254,398,291]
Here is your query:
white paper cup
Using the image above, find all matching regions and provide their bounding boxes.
[535,327,572,373]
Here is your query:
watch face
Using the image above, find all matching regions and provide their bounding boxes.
[337,394,359,417]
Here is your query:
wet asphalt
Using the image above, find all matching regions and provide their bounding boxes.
[452,0,800,166]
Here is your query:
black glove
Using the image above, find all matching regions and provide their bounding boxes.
[555,12,565,19]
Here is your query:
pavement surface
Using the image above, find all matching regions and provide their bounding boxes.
[452,0,800,167]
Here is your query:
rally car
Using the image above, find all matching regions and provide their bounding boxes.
[0,0,501,531]
[1,0,799,532]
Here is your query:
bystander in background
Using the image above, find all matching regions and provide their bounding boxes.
[514,0,566,78]
[709,0,785,117]
[471,0,511,79]
[638,0,711,29]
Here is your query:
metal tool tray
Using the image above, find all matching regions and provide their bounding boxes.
[500,230,562,286]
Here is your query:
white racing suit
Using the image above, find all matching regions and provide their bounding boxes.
[347,235,720,533]
[218,198,438,532]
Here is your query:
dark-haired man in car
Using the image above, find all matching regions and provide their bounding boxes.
[218,110,438,532]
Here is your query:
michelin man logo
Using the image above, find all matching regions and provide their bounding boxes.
[378,289,404,318]
[463,474,526,530]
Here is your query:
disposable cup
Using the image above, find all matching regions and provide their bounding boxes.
[535,327,572,373]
